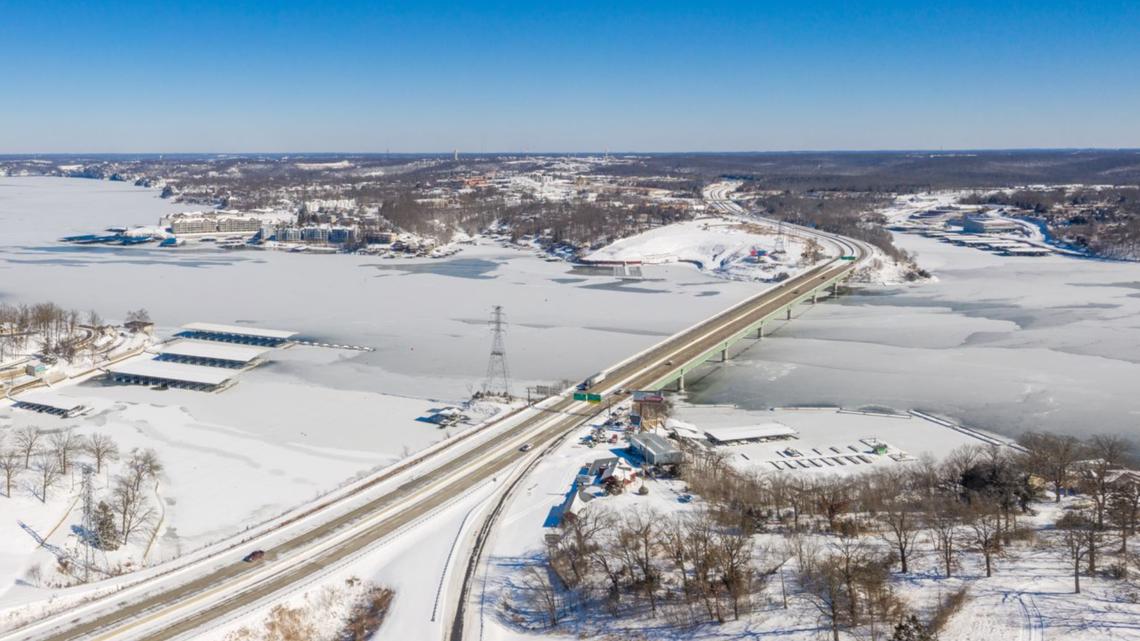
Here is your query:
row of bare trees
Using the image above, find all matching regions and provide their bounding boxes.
[0,302,104,363]
[0,428,162,550]
[523,506,768,629]
[518,432,1138,637]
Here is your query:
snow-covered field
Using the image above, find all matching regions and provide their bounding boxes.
[670,404,1014,475]
[583,217,820,281]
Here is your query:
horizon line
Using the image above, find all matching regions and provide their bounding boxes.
[2,147,1140,158]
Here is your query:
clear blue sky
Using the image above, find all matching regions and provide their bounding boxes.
[2,1,1138,153]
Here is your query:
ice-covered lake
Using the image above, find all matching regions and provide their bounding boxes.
[0,177,762,400]
[687,233,1140,440]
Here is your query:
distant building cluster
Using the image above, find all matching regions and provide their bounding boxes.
[165,211,271,235]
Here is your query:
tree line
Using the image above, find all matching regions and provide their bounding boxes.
[514,430,1138,640]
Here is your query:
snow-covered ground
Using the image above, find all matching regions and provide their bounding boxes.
[583,217,822,282]
[670,404,1015,476]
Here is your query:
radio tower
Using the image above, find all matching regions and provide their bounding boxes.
[483,305,512,398]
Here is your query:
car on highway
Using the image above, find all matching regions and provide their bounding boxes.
[519,443,533,452]
[242,550,265,563]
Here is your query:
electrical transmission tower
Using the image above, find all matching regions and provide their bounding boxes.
[79,464,97,583]
[774,221,787,254]
[483,305,512,398]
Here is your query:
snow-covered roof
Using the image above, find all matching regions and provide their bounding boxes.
[704,423,797,443]
[181,322,297,340]
[13,391,85,411]
[160,340,271,363]
[629,432,680,456]
[107,359,236,385]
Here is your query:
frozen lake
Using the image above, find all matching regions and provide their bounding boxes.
[688,233,1140,440]
[0,177,771,579]
[0,177,762,400]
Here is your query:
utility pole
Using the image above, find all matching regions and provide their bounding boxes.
[482,305,512,398]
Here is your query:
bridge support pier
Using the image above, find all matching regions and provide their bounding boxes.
[756,325,764,340]
[786,307,792,320]
[833,281,840,296]
[811,292,818,304]
[676,374,685,392]
[719,348,727,362]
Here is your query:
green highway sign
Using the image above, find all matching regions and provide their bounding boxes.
[587,393,603,403]
[840,255,856,261]
[573,392,588,401]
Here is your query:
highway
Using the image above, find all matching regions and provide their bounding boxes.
[447,182,870,639]
[6,184,869,641]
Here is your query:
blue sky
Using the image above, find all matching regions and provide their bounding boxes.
[2,1,1138,152]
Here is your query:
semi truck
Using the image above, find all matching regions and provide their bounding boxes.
[577,371,607,390]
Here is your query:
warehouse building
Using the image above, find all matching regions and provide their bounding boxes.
[176,322,297,347]
[629,433,683,466]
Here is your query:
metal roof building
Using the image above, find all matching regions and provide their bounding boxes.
[157,340,271,368]
[703,423,797,444]
[107,359,236,391]
[629,433,683,466]
[12,392,87,418]
[177,322,297,347]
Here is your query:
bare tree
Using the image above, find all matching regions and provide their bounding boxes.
[33,454,61,503]
[617,510,660,615]
[715,524,754,620]
[1108,478,1140,554]
[49,430,81,475]
[967,499,1002,577]
[14,427,42,469]
[521,564,562,628]
[926,500,964,578]
[113,448,163,544]
[878,496,922,574]
[85,433,119,474]
[1020,431,1082,502]
[0,449,21,497]
[1081,434,1131,529]
[1056,510,1098,594]
[799,551,848,641]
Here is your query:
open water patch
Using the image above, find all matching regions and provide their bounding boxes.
[365,258,502,279]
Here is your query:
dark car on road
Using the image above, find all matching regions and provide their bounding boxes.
[242,550,265,563]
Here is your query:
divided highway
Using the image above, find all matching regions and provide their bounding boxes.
[8,186,869,641]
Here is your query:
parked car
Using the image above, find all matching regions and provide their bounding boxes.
[242,550,265,563]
